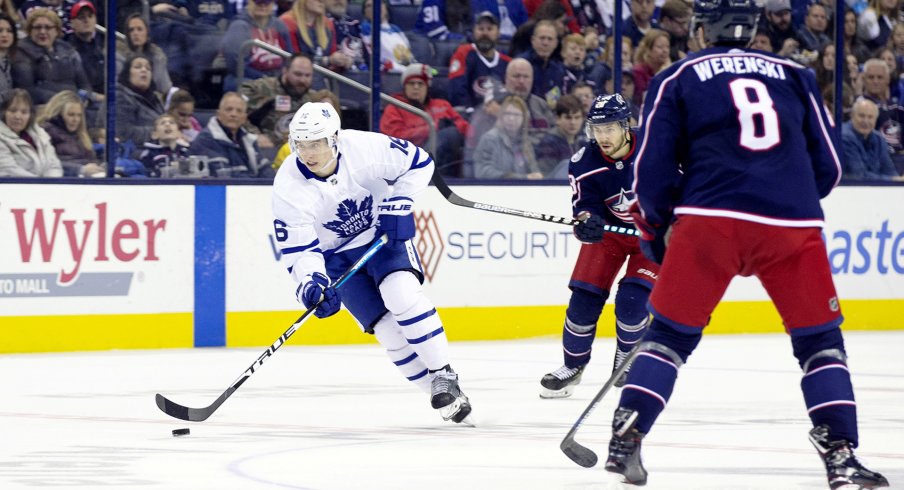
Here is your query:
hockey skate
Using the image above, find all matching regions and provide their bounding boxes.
[612,347,631,388]
[430,368,472,424]
[809,425,889,489]
[604,407,648,486]
[539,365,585,399]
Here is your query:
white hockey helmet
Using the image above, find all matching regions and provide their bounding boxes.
[288,102,341,154]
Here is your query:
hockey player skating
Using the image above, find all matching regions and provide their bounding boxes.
[539,94,658,399]
[271,102,472,424]
[604,0,889,488]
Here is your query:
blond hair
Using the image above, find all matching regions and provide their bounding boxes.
[292,0,329,52]
[562,33,586,50]
[36,91,92,151]
[24,7,61,36]
[635,29,671,69]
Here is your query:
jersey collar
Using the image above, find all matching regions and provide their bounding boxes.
[598,132,636,165]
[296,153,342,182]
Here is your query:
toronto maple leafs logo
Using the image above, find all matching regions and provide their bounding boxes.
[605,188,635,222]
[323,196,373,237]
[322,109,331,118]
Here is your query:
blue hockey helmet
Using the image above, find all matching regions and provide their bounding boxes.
[693,0,760,46]
[585,94,631,139]
[586,93,631,126]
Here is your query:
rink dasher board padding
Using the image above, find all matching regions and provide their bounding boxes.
[1,182,902,353]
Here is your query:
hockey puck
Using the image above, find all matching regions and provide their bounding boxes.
[171,428,190,437]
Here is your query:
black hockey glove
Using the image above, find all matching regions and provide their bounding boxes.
[574,212,605,243]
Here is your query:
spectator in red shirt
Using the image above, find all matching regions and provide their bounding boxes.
[380,63,470,176]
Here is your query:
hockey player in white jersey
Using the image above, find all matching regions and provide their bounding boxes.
[271,102,472,424]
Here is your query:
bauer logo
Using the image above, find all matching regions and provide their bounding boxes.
[414,210,444,282]
[1,202,166,297]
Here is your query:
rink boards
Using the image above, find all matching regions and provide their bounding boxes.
[1,182,902,353]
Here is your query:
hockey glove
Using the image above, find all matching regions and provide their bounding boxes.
[377,196,416,242]
[629,202,668,265]
[299,272,341,318]
[574,211,605,243]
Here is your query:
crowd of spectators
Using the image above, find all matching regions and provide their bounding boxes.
[0,0,902,180]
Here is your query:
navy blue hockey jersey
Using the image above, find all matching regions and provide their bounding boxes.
[569,133,641,229]
[448,44,511,108]
[633,47,841,230]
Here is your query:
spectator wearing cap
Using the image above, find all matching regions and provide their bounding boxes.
[415,0,470,40]
[380,63,470,176]
[797,3,830,53]
[19,0,76,36]
[66,0,105,96]
[222,0,293,91]
[472,0,528,41]
[448,11,511,109]
[858,0,898,52]
[518,19,567,106]
[240,53,315,148]
[659,0,691,61]
[841,98,902,180]
[759,0,801,57]
[622,0,658,47]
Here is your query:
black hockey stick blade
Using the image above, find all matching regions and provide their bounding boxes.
[559,341,684,468]
[155,235,389,422]
[155,390,233,422]
[560,436,599,468]
[431,173,640,236]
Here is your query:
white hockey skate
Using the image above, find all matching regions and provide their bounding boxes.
[430,369,473,424]
[539,365,585,398]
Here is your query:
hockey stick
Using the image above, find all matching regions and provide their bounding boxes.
[560,341,683,467]
[155,234,389,422]
[431,173,640,236]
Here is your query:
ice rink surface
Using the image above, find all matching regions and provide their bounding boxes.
[2,332,902,490]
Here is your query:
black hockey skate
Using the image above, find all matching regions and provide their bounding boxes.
[539,364,585,398]
[430,368,472,423]
[809,425,889,489]
[604,407,648,486]
[612,347,631,388]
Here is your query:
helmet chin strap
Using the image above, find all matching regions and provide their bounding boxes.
[609,130,631,157]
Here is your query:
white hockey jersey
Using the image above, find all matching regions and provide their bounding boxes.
[271,129,434,290]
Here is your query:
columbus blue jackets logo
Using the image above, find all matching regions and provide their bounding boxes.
[323,196,373,237]
[605,188,635,222]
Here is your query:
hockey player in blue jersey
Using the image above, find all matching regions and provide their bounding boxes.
[539,93,658,399]
[271,102,473,424]
[603,0,889,488]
